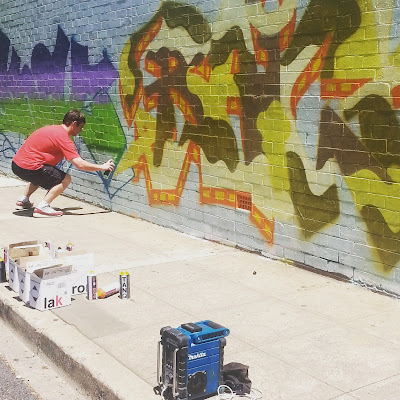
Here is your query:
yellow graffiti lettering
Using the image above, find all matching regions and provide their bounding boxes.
[346,170,400,233]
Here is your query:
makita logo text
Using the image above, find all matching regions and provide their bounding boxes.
[188,352,206,361]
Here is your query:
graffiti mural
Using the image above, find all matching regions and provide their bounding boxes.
[1,0,400,290]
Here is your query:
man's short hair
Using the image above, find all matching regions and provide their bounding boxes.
[63,110,86,126]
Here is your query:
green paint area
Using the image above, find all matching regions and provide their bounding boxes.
[287,151,340,237]
[258,100,291,192]
[208,26,277,162]
[0,99,126,164]
[361,205,400,269]
[154,102,176,167]
[179,117,239,172]
[126,1,211,109]
[161,1,211,44]
[80,103,126,164]
[344,94,400,169]
[209,27,248,68]
[0,98,66,135]
[281,0,361,79]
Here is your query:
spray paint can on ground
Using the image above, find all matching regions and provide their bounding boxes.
[45,241,54,258]
[87,271,97,300]
[0,253,6,283]
[119,271,130,299]
[97,282,120,299]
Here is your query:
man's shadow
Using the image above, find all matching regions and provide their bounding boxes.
[13,209,34,217]
[13,207,111,217]
[59,206,111,216]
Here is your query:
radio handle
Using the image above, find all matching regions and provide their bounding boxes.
[157,340,162,385]
[172,348,179,397]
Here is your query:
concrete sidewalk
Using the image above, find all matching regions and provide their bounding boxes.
[1,175,400,400]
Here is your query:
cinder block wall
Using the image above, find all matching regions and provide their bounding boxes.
[1,0,400,295]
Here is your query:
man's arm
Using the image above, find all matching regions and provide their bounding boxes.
[70,157,114,173]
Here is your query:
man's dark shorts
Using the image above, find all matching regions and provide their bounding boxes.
[12,161,66,190]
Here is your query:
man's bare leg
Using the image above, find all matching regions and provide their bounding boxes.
[16,182,39,208]
[42,174,71,204]
[34,174,71,217]
[23,182,40,198]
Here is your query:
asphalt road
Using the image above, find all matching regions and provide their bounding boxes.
[0,356,39,400]
[0,318,88,400]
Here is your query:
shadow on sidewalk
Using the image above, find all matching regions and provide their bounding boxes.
[12,209,34,218]
[12,207,111,217]
[61,207,112,216]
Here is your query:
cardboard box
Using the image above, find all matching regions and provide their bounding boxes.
[8,258,20,292]
[7,241,43,259]
[55,251,94,296]
[6,241,47,292]
[29,264,72,311]
[17,257,59,304]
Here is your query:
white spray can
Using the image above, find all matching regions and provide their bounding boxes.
[87,270,97,300]
[97,282,120,299]
[119,271,130,299]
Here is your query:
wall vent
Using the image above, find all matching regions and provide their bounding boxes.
[236,192,252,211]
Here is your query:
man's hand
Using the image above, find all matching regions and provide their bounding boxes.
[102,159,115,173]
[70,157,115,173]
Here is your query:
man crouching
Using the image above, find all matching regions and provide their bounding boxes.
[11,109,114,217]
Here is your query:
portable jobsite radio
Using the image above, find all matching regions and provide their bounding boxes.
[157,320,230,400]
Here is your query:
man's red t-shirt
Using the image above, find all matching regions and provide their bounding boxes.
[13,125,80,170]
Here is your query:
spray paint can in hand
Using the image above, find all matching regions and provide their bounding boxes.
[119,271,130,299]
[87,271,97,300]
[103,159,114,177]
[97,282,120,299]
